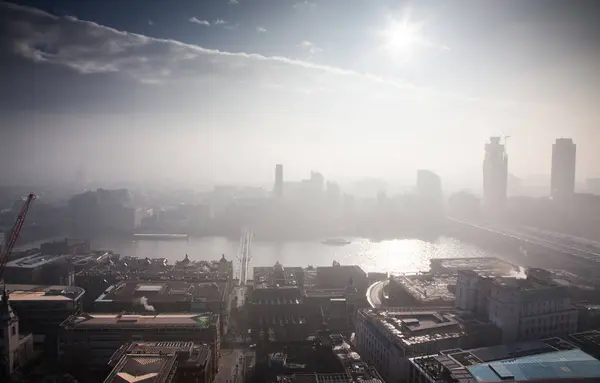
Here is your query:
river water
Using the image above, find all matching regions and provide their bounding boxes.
[89,236,497,277]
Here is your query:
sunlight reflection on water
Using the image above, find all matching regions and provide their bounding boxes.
[91,235,495,276]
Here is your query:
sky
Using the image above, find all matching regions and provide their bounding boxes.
[0,0,598,189]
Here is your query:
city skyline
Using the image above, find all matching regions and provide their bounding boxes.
[0,0,599,187]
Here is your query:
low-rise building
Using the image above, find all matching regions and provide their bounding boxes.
[456,268,579,342]
[3,252,74,286]
[408,337,600,382]
[105,341,214,383]
[5,284,84,355]
[388,274,456,307]
[58,313,219,372]
[94,280,231,334]
[355,308,501,382]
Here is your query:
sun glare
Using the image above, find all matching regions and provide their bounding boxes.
[382,16,424,60]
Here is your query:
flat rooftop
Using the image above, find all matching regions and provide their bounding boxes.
[253,263,304,289]
[362,308,474,347]
[570,330,600,348]
[411,337,583,383]
[95,280,227,304]
[393,275,456,303]
[430,257,516,274]
[468,349,600,382]
[5,253,67,269]
[61,313,218,329]
[6,284,85,302]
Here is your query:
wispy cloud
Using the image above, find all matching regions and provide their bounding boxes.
[293,1,317,11]
[256,26,267,33]
[299,40,322,55]
[224,23,239,30]
[148,19,154,26]
[189,17,210,26]
[0,1,502,108]
[228,0,239,4]
[213,18,226,25]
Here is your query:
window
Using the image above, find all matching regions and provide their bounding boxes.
[11,326,16,336]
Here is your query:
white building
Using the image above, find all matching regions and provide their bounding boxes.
[355,308,500,382]
[455,268,578,343]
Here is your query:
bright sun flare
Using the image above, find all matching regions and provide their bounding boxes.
[382,18,424,59]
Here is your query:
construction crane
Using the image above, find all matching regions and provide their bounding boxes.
[0,193,36,287]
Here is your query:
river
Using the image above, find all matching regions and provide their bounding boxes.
[88,236,498,277]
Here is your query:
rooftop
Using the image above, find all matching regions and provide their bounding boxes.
[61,313,218,329]
[95,280,226,304]
[429,257,517,275]
[5,284,85,302]
[570,330,600,348]
[411,337,585,383]
[468,349,600,382]
[360,308,487,347]
[392,275,456,303]
[104,353,177,383]
[5,253,68,269]
[253,264,304,289]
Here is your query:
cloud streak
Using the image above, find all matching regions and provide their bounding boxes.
[189,17,210,26]
[256,26,267,33]
[0,1,508,107]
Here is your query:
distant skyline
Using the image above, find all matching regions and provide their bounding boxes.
[0,0,599,187]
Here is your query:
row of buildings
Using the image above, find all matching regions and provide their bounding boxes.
[483,136,578,210]
[355,256,600,382]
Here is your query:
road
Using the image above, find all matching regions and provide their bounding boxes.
[214,349,244,383]
[366,280,387,308]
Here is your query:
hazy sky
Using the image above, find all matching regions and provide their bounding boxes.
[0,0,598,188]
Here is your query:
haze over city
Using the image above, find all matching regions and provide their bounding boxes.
[0,0,598,189]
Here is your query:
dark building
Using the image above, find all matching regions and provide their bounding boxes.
[551,138,577,200]
[316,265,368,295]
[105,341,214,383]
[6,284,84,356]
[483,137,508,210]
[274,164,283,199]
[3,253,74,286]
[93,280,232,335]
[58,313,220,374]
[257,333,383,383]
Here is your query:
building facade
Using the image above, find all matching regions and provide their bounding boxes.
[551,138,576,200]
[355,308,500,382]
[455,268,578,343]
[58,313,220,372]
[483,137,508,210]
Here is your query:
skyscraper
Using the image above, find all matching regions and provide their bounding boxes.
[483,137,508,209]
[416,170,443,204]
[274,164,283,198]
[551,138,576,200]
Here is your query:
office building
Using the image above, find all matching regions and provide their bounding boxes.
[6,284,84,355]
[483,137,508,209]
[274,164,283,198]
[93,280,231,335]
[408,337,600,382]
[59,313,220,371]
[105,341,214,383]
[3,252,74,286]
[417,170,443,205]
[551,138,577,200]
[455,268,578,343]
[355,308,501,381]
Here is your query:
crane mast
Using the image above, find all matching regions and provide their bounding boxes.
[0,193,36,286]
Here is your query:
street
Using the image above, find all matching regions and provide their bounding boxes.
[366,280,387,308]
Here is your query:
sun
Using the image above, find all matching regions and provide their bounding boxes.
[381,16,425,59]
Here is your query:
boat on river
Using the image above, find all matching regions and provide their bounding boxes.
[322,238,351,246]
